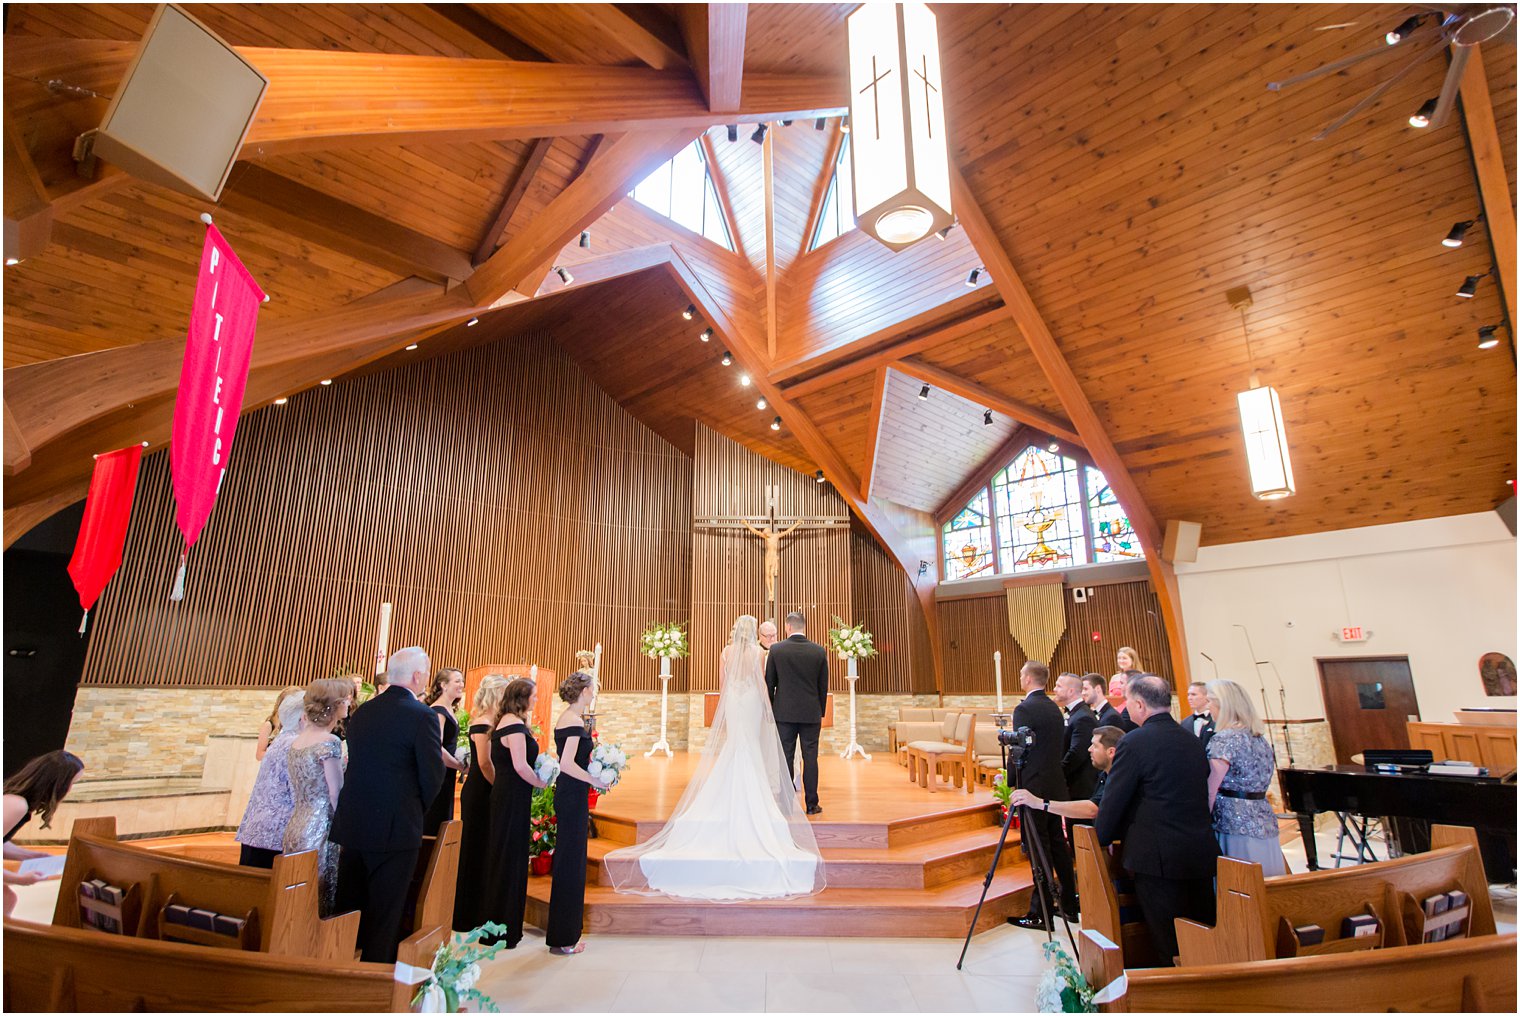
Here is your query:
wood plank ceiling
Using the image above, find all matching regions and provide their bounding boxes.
[2,2,1515,571]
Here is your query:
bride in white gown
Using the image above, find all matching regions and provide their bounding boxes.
[603,615,826,901]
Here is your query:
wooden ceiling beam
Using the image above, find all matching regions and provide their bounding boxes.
[473,137,554,267]
[948,163,1190,685]
[467,129,699,306]
[797,122,845,264]
[890,357,1081,446]
[600,5,691,71]
[3,110,54,264]
[569,134,610,185]
[419,3,551,61]
[1457,45,1516,331]
[698,132,747,262]
[677,3,749,112]
[218,163,472,284]
[4,399,33,476]
[762,122,778,359]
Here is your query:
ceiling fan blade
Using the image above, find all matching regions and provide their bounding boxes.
[1311,34,1448,139]
[1430,45,1472,127]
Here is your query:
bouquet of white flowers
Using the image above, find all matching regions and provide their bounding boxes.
[587,742,629,791]
[412,922,509,1013]
[639,621,690,659]
[1034,940,1096,1013]
[534,753,561,786]
[827,616,878,660]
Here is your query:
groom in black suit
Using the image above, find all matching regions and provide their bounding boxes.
[765,610,829,815]
[331,645,445,962]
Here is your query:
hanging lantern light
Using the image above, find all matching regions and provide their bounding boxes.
[1228,286,1295,500]
[846,3,952,251]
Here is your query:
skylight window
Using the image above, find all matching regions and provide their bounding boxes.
[629,140,734,251]
[809,136,856,251]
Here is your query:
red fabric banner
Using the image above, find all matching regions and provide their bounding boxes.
[67,444,144,613]
[170,223,266,553]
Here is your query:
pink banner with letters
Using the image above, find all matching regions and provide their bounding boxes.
[170,223,266,555]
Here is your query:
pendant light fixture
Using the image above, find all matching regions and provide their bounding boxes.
[1229,286,1295,500]
[846,3,952,250]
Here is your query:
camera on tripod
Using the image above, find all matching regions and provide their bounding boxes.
[997,725,1035,752]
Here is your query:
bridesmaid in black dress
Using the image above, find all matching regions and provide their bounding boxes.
[546,672,609,955]
[453,675,508,932]
[422,668,468,836]
[483,677,547,947]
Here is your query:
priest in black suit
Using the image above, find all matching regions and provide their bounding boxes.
[765,611,829,815]
[331,646,445,962]
[1095,674,1220,966]
[1008,660,1076,929]
[1181,681,1216,748]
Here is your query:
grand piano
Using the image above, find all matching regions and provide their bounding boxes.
[1279,765,1517,881]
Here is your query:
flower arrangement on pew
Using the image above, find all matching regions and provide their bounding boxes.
[639,621,690,660]
[412,922,509,1013]
[1035,940,1096,1013]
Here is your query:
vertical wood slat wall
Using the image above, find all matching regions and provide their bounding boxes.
[937,580,1174,693]
[81,332,694,692]
[850,531,936,694]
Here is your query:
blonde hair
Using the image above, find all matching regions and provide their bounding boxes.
[1117,647,1143,672]
[473,675,509,724]
[1206,679,1264,737]
[303,678,354,726]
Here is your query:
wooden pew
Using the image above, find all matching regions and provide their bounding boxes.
[2,919,449,1012]
[406,819,461,934]
[1174,824,1495,966]
[52,817,357,962]
[1072,824,1158,968]
[1079,927,1518,1012]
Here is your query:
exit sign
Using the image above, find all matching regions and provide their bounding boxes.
[1340,626,1367,642]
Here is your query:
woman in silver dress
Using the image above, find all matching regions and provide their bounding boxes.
[282,678,352,915]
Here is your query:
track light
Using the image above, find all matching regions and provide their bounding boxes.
[1409,97,1438,128]
[840,117,850,135]
[751,123,768,144]
[578,230,590,249]
[405,343,419,351]
[554,266,574,284]
[781,119,793,127]
[700,327,714,342]
[770,416,782,431]
[273,397,288,405]
[682,304,696,320]
[727,124,739,142]
[1047,439,1060,454]
[1442,219,1478,247]
[1477,324,1501,349]
[4,257,19,266]
[740,373,752,387]
[935,225,954,241]
[1456,274,1484,298]
[815,470,826,483]
[918,384,930,400]
[320,378,333,386]
[1385,15,1421,45]
[756,397,767,410]
[966,267,983,287]
[466,317,479,327]
[721,351,733,366]
[983,409,993,426]
[815,118,826,130]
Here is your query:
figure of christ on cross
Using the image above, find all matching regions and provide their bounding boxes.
[739,514,803,615]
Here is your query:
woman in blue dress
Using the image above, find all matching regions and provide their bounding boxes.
[1205,679,1288,876]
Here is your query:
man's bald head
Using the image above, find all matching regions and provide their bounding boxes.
[758,620,778,649]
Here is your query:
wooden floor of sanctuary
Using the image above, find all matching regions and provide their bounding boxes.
[126,754,1035,939]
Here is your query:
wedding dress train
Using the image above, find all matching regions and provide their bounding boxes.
[603,622,825,901]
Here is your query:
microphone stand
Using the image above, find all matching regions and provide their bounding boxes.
[1233,624,1295,767]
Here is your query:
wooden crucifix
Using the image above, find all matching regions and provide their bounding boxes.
[694,484,848,617]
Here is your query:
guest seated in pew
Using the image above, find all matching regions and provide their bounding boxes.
[256,686,304,760]
[3,749,84,915]
[1011,725,1123,825]
[1205,679,1287,876]
[283,678,354,916]
[1096,675,1219,966]
[236,691,307,868]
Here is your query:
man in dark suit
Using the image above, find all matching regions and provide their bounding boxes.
[765,611,829,815]
[1008,660,1076,929]
[331,645,445,962]
[1083,673,1123,729]
[1095,674,1219,966]
[1180,681,1216,748]
[1054,672,1098,801]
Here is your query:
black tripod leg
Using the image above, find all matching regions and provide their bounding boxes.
[956,798,1019,970]
[1020,808,1079,954]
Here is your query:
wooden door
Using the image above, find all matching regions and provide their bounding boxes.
[1317,656,1421,764]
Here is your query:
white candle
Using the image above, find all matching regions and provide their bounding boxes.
[591,642,603,709]
[994,650,1003,711]
[374,602,392,677]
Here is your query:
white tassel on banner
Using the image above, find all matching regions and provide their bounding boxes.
[78,610,89,636]
[169,552,187,601]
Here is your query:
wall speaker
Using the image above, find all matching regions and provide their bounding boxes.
[1498,495,1516,537]
[90,4,268,201]
[1163,520,1202,563]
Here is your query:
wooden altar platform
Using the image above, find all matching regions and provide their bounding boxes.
[524,752,1035,938]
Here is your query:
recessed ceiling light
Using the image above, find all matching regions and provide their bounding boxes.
[273,397,288,405]
[405,343,419,351]
[756,397,767,410]
[740,373,752,387]
[466,317,479,327]
[1047,439,1060,453]
[320,379,333,386]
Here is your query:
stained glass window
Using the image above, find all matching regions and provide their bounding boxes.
[629,140,735,251]
[809,136,855,250]
[992,449,1088,572]
[1086,466,1144,562]
[942,488,995,580]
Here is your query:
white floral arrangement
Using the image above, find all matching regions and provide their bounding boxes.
[640,621,690,659]
[1035,940,1096,1013]
[827,616,878,660]
[588,742,629,791]
[533,753,561,786]
[413,923,508,1013]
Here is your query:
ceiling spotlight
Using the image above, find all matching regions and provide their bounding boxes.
[554,265,574,284]
[3,257,19,266]
[770,416,782,431]
[682,304,696,320]
[756,397,768,410]
[918,384,930,400]
[1456,274,1485,298]
[1409,97,1438,128]
[727,124,739,142]
[983,409,993,426]
[721,350,733,366]
[840,117,850,135]
[935,225,955,241]
[700,327,714,342]
[966,267,983,287]
[405,343,419,351]
[578,230,591,249]
[1442,219,1478,248]
[751,123,768,144]
[814,469,826,483]
[1477,324,1501,349]
[740,373,752,387]
[273,397,288,405]
[1385,15,1421,45]
[781,119,793,127]
[1047,439,1060,453]
[815,118,826,130]
[466,317,479,327]
[320,378,333,386]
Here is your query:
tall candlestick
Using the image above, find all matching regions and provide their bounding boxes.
[591,641,603,709]
[374,602,392,677]
[994,650,1003,711]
